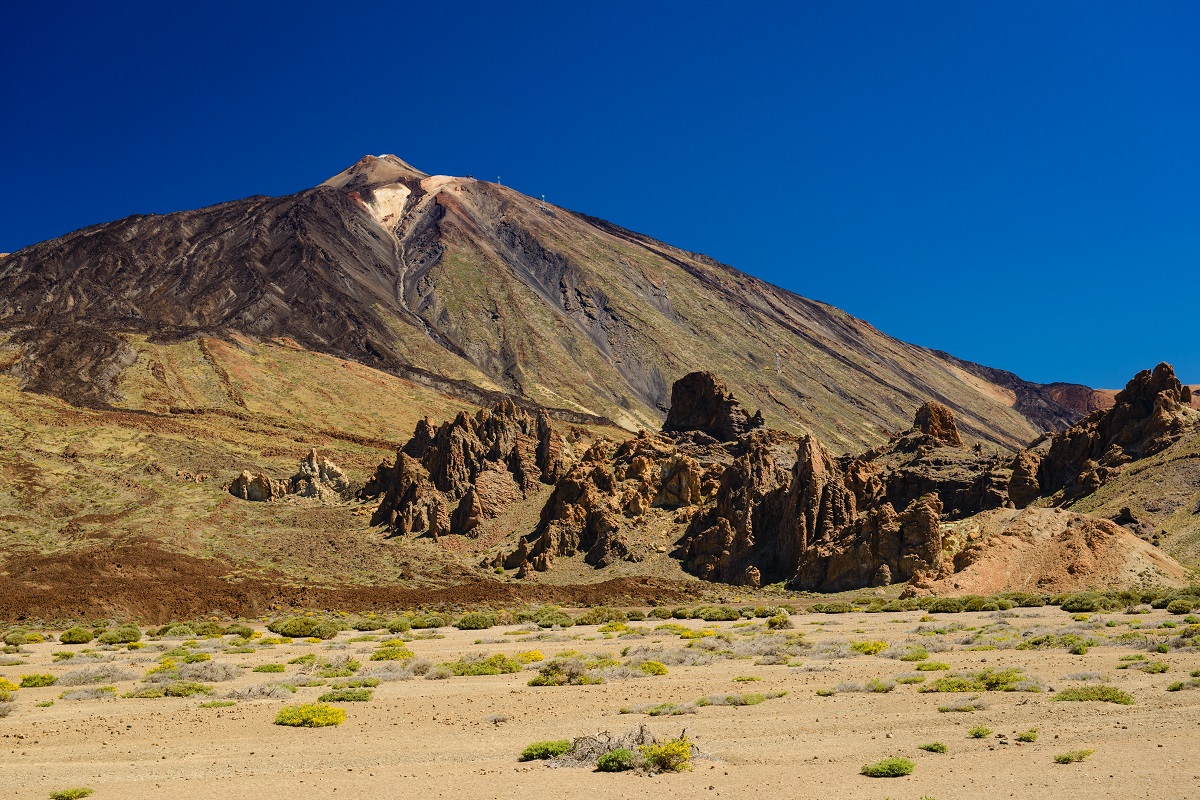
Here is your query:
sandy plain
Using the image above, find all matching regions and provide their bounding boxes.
[2,605,1198,800]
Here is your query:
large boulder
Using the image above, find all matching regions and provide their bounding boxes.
[662,372,764,441]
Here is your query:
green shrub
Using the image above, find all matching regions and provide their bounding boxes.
[519,739,571,761]
[1016,729,1039,743]
[386,617,412,634]
[442,653,522,676]
[225,623,254,638]
[596,747,637,772]
[810,602,852,614]
[574,607,628,626]
[860,757,914,777]
[1059,592,1118,613]
[163,681,213,697]
[918,742,947,753]
[318,687,372,702]
[899,645,929,661]
[850,640,888,655]
[59,627,94,645]
[968,725,992,738]
[350,618,385,631]
[695,606,741,622]
[1166,599,1195,615]
[455,612,496,630]
[625,610,645,621]
[20,674,57,688]
[369,646,414,661]
[267,618,340,640]
[766,614,792,630]
[640,734,692,772]
[49,790,93,800]
[648,607,673,619]
[927,598,964,614]
[274,703,346,727]
[639,660,668,676]
[253,664,286,673]
[534,609,574,628]
[97,625,141,644]
[1054,748,1094,764]
[916,662,951,671]
[409,613,447,629]
[1052,686,1133,705]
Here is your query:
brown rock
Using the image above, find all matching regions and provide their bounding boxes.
[228,470,284,502]
[662,371,764,442]
[653,455,703,508]
[913,401,964,448]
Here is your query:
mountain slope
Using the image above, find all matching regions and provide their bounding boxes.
[0,154,1087,452]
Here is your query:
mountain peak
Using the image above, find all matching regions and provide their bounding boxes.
[322,154,428,190]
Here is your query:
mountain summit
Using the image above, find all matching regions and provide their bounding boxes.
[0,155,1090,450]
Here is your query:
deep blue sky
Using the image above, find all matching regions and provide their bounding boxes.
[3,2,1197,388]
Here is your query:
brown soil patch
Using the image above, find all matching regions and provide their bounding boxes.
[0,541,694,623]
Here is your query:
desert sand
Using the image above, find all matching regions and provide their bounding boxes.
[2,606,1198,800]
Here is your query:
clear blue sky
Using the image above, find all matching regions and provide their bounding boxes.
[2,1,1197,388]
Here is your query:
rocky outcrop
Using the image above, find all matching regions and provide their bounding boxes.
[661,372,764,442]
[228,449,351,502]
[1010,363,1196,506]
[913,401,964,447]
[364,400,570,537]
[228,471,287,502]
[497,425,738,576]
[679,400,1006,591]
[290,449,350,501]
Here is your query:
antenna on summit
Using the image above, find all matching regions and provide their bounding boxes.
[541,194,546,210]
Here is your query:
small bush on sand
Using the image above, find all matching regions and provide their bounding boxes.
[0,678,19,692]
[850,641,888,655]
[640,734,692,772]
[59,627,94,645]
[596,747,638,772]
[97,625,141,645]
[1017,729,1039,742]
[860,757,914,777]
[50,789,93,800]
[519,739,571,761]
[916,662,951,671]
[441,653,522,676]
[370,646,414,661]
[164,681,214,697]
[639,660,668,676]
[455,612,495,630]
[919,742,947,753]
[318,687,372,702]
[968,725,992,738]
[1052,686,1133,705]
[274,703,346,727]
[268,618,340,640]
[253,664,286,673]
[20,674,57,688]
[1054,749,1094,764]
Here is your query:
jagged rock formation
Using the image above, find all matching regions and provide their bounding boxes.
[679,400,1012,590]
[1010,363,1197,506]
[363,400,568,537]
[228,449,349,502]
[661,372,764,441]
[495,422,745,576]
